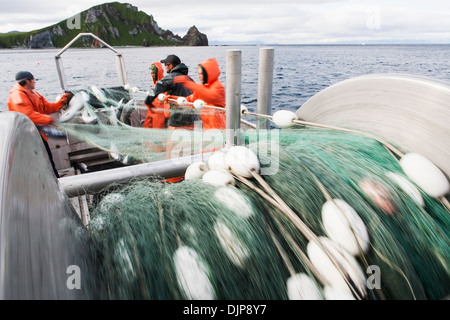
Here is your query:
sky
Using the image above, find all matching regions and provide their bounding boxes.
[1,0,450,44]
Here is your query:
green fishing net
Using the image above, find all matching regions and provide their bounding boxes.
[55,87,449,300]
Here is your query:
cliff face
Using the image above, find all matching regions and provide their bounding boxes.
[0,2,208,48]
[183,26,208,46]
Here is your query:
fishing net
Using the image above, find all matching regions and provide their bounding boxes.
[243,128,449,300]
[56,86,227,164]
[54,87,449,300]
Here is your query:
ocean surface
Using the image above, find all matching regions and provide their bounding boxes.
[1,44,450,113]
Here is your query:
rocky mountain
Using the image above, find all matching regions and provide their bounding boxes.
[0,2,208,49]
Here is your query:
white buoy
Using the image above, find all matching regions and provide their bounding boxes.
[173,246,216,300]
[214,221,249,268]
[177,97,188,106]
[132,86,139,93]
[202,169,235,187]
[272,110,298,128]
[240,104,248,116]
[321,199,370,256]
[307,237,367,297]
[214,187,254,218]
[399,153,449,198]
[386,172,425,207]
[185,161,209,180]
[286,273,324,300]
[323,285,356,300]
[158,93,167,102]
[225,146,260,178]
[208,150,229,171]
[193,99,205,110]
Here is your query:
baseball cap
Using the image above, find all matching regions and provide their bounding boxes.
[160,54,181,66]
[15,71,34,82]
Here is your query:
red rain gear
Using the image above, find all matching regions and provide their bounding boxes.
[7,83,67,140]
[174,58,226,130]
[143,61,170,128]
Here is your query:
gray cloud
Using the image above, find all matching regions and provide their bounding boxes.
[0,0,449,44]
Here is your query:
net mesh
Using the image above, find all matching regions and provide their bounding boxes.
[55,87,449,300]
[56,86,227,163]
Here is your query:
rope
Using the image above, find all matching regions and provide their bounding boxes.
[243,110,405,158]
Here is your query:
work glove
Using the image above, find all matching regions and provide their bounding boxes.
[60,92,74,105]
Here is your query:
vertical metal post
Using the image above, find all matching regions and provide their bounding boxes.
[55,56,67,91]
[115,53,129,86]
[226,49,242,146]
[257,47,274,129]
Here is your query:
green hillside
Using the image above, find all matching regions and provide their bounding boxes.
[0,2,207,48]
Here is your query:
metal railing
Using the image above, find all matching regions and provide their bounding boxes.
[54,33,128,91]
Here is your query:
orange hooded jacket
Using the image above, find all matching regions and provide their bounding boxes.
[143,61,170,129]
[174,58,226,130]
[7,83,67,140]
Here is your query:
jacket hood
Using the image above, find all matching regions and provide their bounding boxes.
[199,58,221,85]
[151,61,164,85]
[171,62,189,75]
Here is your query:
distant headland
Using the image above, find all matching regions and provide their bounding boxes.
[0,2,208,49]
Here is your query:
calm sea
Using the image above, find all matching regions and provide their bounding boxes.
[1,44,450,113]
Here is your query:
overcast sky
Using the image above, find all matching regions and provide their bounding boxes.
[1,0,450,44]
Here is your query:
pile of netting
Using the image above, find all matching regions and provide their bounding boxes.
[56,86,227,164]
[55,87,449,300]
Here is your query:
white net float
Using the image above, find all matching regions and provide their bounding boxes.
[157,93,167,102]
[225,146,260,178]
[202,169,235,187]
[240,104,248,116]
[321,199,370,256]
[400,152,450,198]
[272,110,298,128]
[185,161,209,180]
[177,97,188,106]
[193,99,206,110]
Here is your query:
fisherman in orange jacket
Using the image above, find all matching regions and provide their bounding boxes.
[173,58,226,130]
[143,61,170,129]
[7,71,72,177]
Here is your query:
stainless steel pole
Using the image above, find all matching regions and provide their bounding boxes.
[225,49,242,146]
[59,153,213,197]
[257,47,274,129]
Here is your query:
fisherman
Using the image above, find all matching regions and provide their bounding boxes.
[145,54,197,130]
[143,61,170,129]
[173,58,226,130]
[7,71,72,177]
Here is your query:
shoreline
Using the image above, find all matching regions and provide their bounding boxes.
[2,43,450,51]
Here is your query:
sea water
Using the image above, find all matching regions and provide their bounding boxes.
[1,44,449,113]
